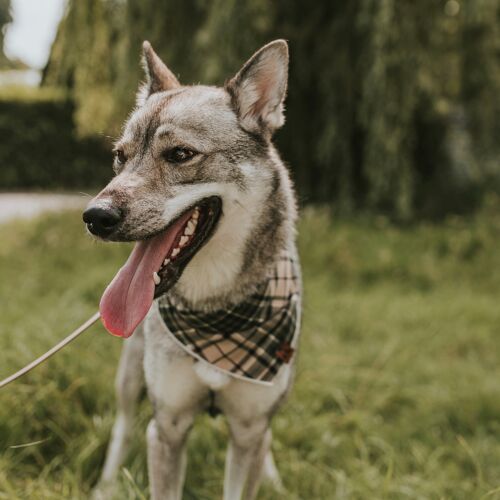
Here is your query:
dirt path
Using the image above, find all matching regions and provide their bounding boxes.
[0,193,89,223]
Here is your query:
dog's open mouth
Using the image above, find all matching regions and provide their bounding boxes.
[99,196,222,338]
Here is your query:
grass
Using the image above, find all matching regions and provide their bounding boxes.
[1,201,500,499]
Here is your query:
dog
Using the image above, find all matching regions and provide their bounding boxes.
[84,39,301,500]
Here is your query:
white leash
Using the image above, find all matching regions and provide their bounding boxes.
[0,311,101,389]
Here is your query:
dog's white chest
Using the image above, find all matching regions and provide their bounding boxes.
[143,304,231,396]
[193,362,232,390]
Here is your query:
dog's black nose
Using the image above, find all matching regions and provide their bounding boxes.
[83,205,122,237]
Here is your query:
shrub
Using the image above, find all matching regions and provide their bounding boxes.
[0,87,112,190]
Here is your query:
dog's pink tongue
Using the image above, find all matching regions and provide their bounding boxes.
[99,212,191,338]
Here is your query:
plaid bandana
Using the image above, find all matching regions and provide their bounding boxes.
[158,251,301,384]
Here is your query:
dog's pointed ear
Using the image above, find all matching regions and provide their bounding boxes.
[226,40,289,135]
[138,41,180,104]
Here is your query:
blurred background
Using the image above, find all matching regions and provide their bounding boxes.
[1,1,500,499]
[0,0,499,217]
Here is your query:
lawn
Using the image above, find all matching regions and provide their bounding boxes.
[1,202,500,499]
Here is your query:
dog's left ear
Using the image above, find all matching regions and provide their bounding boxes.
[226,40,289,135]
[138,41,180,104]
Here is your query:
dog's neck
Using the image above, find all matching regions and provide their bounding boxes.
[167,150,297,312]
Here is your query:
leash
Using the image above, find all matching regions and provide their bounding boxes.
[0,311,101,389]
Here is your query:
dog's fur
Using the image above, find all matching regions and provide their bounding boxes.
[89,39,301,500]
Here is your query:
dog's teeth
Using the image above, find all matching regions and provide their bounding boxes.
[153,272,161,285]
[171,248,180,258]
[163,258,170,266]
[185,220,196,235]
[192,208,199,220]
[179,235,189,247]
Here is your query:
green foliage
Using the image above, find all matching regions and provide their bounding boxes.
[0,0,11,67]
[0,0,12,27]
[42,0,500,218]
[2,205,500,497]
[0,87,111,189]
[461,0,500,172]
[42,0,126,136]
[0,0,11,41]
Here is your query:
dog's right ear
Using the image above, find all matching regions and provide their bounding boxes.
[137,41,180,105]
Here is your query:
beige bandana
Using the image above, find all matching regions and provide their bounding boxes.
[158,251,301,384]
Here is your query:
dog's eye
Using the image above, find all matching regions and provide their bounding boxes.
[164,147,197,164]
[114,149,127,165]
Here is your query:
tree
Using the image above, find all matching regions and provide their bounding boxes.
[0,0,12,66]
[43,0,500,218]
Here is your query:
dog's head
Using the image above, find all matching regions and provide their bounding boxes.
[83,40,290,338]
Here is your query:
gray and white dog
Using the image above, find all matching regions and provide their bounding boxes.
[84,39,301,500]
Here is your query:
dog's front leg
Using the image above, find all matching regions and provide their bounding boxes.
[147,410,193,500]
[93,323,145,498]
[223,417,271,500]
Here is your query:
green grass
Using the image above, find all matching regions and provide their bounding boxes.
[1,201,500,499]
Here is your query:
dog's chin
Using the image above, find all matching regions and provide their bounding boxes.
[150,196,223,298]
